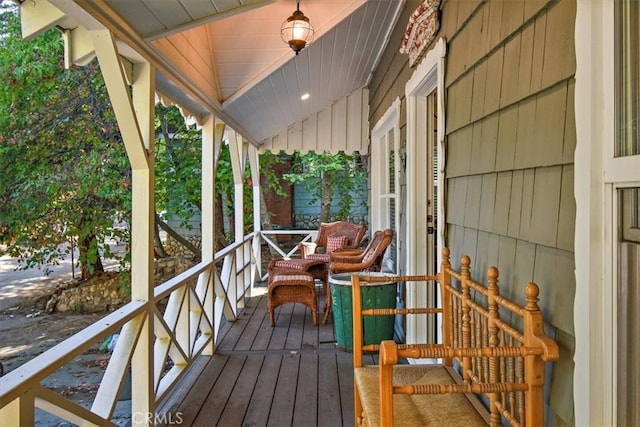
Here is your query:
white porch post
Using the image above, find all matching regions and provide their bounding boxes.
[198,117,224,354]
[248,145,262,284]
[229,130,246,308]
[92,30,155,424]
[229,130,246,243]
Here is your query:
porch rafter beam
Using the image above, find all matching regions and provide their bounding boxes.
[19,0,67,41]
[69,0,252,143]
[91,29,149,170]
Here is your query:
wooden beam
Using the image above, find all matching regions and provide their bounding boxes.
[19,0,66,41]
[91,30,149,170]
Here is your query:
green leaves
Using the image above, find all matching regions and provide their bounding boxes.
[280,150,367,221]
[0,8,130,279]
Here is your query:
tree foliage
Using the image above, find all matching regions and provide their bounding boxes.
[0,8,130,279]
[282,151,367,222]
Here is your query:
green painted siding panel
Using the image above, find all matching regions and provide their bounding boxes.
[495,105,518,171]
[514,98,537,169]
[533,245,575,333]
[519,169,536,241]
[501,0,525,41]
[484,49,504,114]
[479,173,497,232]
[530,15,547,93]
[464,174,483,229]
[557,165,575,251]
[508,170,524,238]
[472,114,499,174]
[448,74,474,132]
[533,84,568,166]
[471,60,488,122]
[563,80,576,164]
[448,177,467,226]
[518,24,535,99]
[531,166,562,247]
[494,172,513,235]
[469,122,484,174]
[447,126,473,177]
[500,35,522,108]
[542,0,576,88]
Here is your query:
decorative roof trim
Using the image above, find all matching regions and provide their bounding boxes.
[399,0,441,68]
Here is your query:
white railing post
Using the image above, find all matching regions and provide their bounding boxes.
[92,29,156,424]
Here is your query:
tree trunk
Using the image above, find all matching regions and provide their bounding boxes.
[153,211,168,258]
[320,172,332,223]
[155,213,201,262]
[215,194,227,251]
[78,233,104,280]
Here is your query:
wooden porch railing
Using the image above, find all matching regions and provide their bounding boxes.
[0,229,316,425]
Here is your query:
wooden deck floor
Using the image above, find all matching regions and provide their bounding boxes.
[162,285,372,427]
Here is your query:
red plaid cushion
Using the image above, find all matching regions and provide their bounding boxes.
[327,235,348,254]
[273,260,304,270]
[306,253,330,262]
[272,273,314,284]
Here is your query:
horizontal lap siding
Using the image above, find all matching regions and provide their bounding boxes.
[443,0,575,425]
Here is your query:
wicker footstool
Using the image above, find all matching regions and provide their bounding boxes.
[267,258,331,324]
[268,270,318,327]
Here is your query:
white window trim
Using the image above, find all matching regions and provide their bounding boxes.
[575,1,640,425]
[371,97,401,234]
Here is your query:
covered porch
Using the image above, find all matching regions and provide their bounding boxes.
[160,292,360,426]
[1,1,398,424]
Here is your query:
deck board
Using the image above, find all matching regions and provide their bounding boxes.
[165,289,360,426]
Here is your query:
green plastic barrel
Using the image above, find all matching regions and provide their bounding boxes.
[329,272,396,351]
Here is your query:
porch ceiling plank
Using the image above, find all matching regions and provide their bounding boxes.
[91,29,149,170]
[27,0,406,149]
[141,0,277,42]
[71,0,251,141]
[151,33,219,104]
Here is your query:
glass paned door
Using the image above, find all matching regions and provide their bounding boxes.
[616,0,640,156]
[616,1,640,423]
[618,189,640,426]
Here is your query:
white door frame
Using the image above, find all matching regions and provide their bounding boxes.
[404,37,446,343]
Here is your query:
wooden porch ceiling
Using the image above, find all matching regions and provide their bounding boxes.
[160,292,372,426]
[29,0,406,146]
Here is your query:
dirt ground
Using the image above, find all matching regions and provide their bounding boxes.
[0,294,111,400]
[0,243,280,424]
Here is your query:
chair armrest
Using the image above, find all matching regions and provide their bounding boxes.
[331,248,364,257]
[329,261,367,273]
[299,242,318,258]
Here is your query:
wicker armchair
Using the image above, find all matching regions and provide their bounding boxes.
[299,221,367,260]
[329,229,394,274]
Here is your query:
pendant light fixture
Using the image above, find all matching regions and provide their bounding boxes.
[281,0,315,55]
